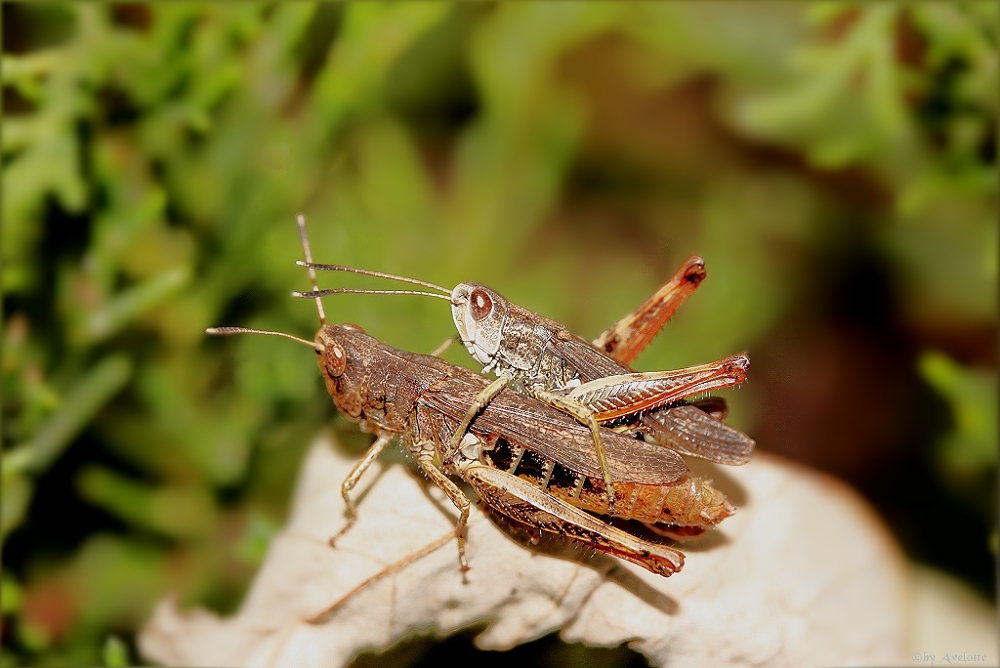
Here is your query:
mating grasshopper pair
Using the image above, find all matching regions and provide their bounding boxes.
[209,215,753,577]
[296,251,754,504]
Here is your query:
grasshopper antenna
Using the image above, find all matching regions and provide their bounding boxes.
[296,213,328,326]
[293,287,454,302]
[205,326,323,352]
[295,261,452,296]
[205,213,329,352]
[292,216,454,303]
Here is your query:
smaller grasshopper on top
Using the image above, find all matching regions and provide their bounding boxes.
[295,254,755,508]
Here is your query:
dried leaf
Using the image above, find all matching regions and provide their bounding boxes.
[140,432,909,667]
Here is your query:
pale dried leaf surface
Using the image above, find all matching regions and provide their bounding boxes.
[908,565,998,664]
[139,431,910,667]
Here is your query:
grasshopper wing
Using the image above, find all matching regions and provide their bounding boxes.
[420,378,689,486]
[637,404,755,466]
[549,330,631,380]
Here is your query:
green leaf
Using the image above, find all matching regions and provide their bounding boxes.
[0,473,33,540]
[3,355,132,479]
[0,572,23,614]
[75,266,190,344]
[76,466,218,539]
[101,635,129,667]
[920,351,998,476]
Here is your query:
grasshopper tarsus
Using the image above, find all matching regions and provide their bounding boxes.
[328,513,359,548]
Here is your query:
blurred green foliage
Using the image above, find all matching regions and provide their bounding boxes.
[920,351,997,517]
[2,3,996,666]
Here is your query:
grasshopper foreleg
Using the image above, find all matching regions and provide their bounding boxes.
[447,373,510,454]
[329,433,394,548]
[429,336,456,358]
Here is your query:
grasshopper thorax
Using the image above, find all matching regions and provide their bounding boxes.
[451,282,508,370]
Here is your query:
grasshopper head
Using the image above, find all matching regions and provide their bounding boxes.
[314,323,369,418]
[451,282,507,369]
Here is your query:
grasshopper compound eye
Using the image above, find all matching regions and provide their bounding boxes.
[470,288,493,321]
[324,340,347,377]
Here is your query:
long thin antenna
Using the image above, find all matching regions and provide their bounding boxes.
[206,326,323,352]
[296,213,327,326]
[204,214,330,352]
[296,261,451,295]
[292,287,454,302]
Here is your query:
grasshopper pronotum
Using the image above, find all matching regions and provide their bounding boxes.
[208,216,739,577]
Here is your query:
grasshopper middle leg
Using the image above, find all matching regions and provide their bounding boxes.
[529,388,616,508]
[330,433,394,547]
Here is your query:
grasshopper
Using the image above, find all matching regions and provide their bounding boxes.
[207,215,738,577]
[295,254,755,507]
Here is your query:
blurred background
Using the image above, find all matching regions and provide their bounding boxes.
[2,3,996,666]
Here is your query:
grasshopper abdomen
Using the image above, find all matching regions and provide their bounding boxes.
[481,437,733,529]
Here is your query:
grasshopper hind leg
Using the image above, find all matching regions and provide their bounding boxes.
[594,255,706,365]
[463,462,683,577]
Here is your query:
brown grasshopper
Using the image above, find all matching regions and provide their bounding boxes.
[207,215,738,577]
[294,255,755,507]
